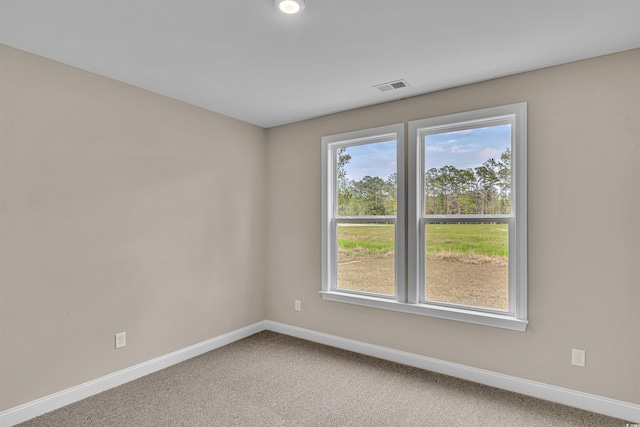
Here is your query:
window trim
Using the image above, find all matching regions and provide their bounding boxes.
[321,103,527,332]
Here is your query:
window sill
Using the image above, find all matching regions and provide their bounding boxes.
[320,291,528,332]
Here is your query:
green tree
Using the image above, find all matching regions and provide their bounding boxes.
[497,148,511,214]
[456,168,477,214]
[475,158,499,214]
[384,173,397,215]
[423,147,512,215]
[425,167,442,214]
[353,175,388,215]
[337,148,353,215]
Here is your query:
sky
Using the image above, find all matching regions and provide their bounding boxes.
[424,124,511,171]
[342,140,396,182]
[342,124,511,182]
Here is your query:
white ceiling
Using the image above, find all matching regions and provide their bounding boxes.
[1,0,639,128]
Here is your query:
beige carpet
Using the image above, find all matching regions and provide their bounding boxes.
[18,331,628,426]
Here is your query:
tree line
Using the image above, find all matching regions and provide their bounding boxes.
[426,148,511,215]
[337,147,511,216]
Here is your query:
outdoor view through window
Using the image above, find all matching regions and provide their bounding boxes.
[336,139,397,296]
[423,124,511,310]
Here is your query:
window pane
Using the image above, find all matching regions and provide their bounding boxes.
[424,223,508,310]
[424,125,511,215]
[337,223,395,296]
[337,140,397,216]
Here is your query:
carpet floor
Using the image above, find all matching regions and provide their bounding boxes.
[18,331,629,426]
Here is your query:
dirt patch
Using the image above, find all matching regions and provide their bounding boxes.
[426,258,508,310]
[338,257,395,296]
[337,256,508,310]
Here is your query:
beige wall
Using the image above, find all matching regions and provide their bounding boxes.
[0,45,267,410]
[266,49,640,404]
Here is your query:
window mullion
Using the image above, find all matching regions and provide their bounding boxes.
[406,121,421,304]
[396,124,406,303]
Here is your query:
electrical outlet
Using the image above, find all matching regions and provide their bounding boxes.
[115,332,126,349]
[571,348,585,367]
[294,300,301,311]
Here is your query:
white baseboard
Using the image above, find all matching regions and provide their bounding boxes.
[265,320,640,423]
[0,321,268,427]
[2,319,638,426]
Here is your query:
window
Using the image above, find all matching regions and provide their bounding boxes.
[322,103,527,331]
[321,124,405,300]
[408,103,527,329]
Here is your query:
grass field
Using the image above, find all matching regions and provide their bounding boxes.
[337,223,509,309]
[425,223,508,258]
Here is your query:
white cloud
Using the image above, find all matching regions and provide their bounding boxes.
[450,144,470,154]
[425,145,445,152]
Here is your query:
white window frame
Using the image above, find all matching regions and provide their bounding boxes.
[321,124,405,300]
[408,103,528,330]
[321,103,527,331]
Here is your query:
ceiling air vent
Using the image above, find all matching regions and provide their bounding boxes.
[374,79,410,92]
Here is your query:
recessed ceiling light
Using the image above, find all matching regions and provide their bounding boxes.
[275,0,305,14]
